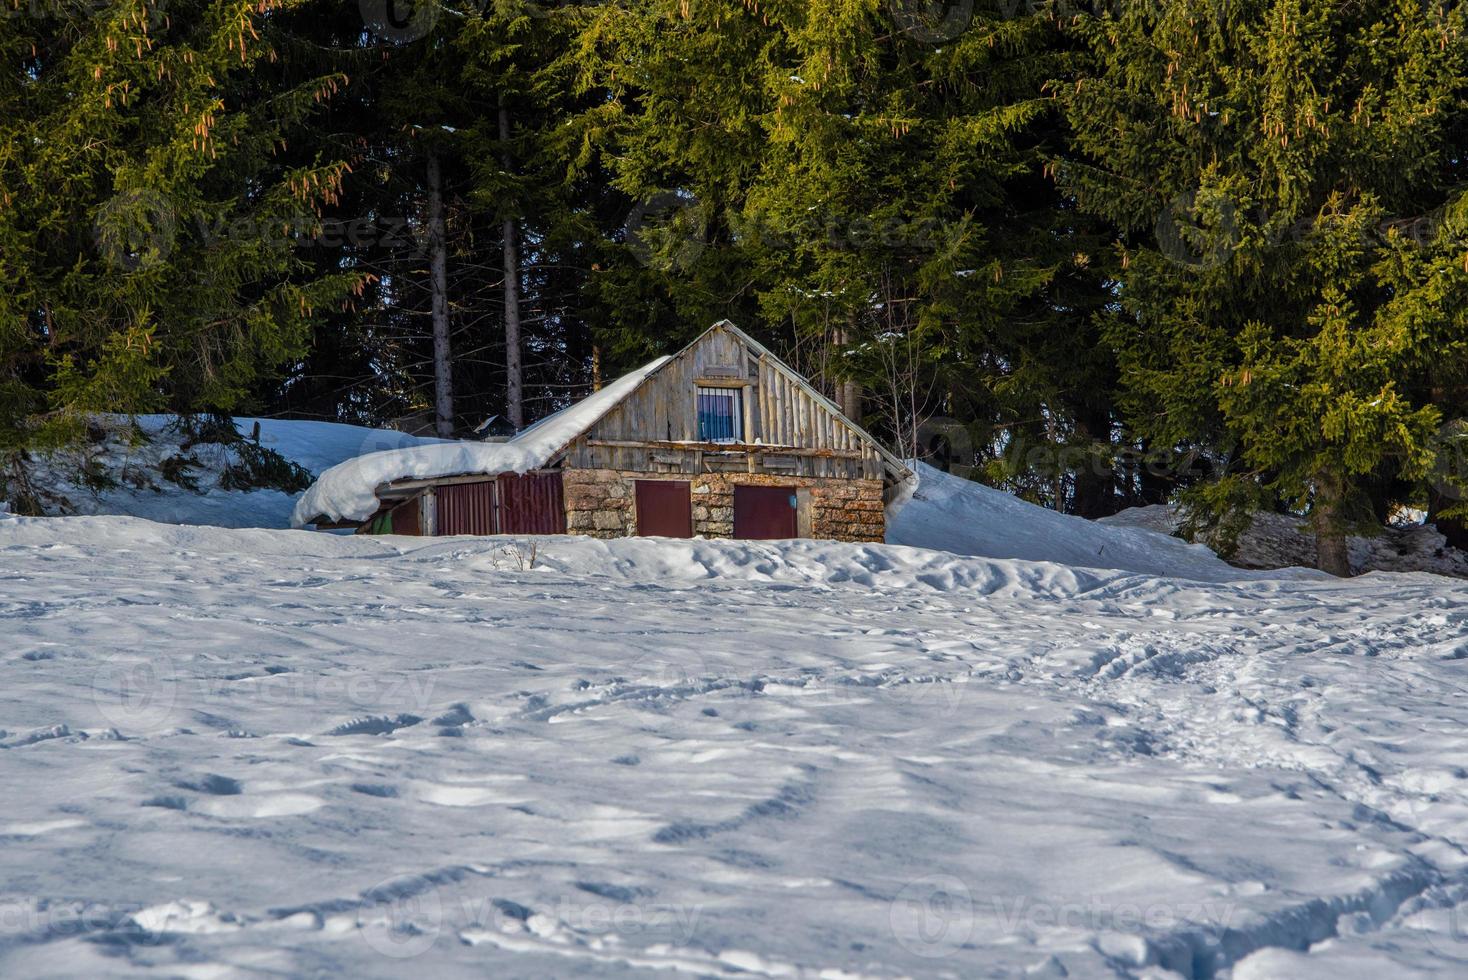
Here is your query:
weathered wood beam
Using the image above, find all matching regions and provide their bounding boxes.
[584,439,864,460]
[378,469,559,494]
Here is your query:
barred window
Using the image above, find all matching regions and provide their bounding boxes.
[697,387,742,443]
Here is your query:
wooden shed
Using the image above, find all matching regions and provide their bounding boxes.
[297,321,912,542]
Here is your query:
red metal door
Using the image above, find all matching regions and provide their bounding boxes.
[733,485,797,539]
[496,472,566,534]
[437,481,496,535]
[635,481,692,538]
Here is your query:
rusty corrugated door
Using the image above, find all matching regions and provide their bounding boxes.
[437,481,497,535]
[496,472,566,534]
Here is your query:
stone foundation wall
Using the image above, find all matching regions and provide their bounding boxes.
[562,468,635,536]
[561,468,885,542]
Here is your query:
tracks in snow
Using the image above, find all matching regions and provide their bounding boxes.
[1060,597,1468,977]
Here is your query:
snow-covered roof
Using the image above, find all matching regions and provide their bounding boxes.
[291,357,671,527]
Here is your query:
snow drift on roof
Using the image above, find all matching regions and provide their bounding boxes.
[290,357,670,527]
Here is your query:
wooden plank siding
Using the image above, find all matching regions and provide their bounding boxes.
[562,325,884,481]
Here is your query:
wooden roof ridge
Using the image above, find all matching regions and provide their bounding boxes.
[701,320,913,482]
[556,320,910,482]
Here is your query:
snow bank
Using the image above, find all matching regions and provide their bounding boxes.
[887,461,1269,582]
[290,357,670,527]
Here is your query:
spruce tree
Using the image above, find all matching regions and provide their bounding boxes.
[1060,0,1468,573]
[567,0,1119,508]
[0,0,360,472]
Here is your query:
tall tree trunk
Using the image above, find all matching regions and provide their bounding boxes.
[1313,470,1353,576]
[1316,526,1351,577]
[1071,403,1117,518]
[426,149,453,438]
[842,378,863,424]
[1045,412,1064,511]
[834,323,862,422]
[1359,471,1393,526]
[1137,439,1171,506]
[499,97,523,432]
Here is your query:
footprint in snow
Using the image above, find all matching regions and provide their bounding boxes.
[491,898,533,922]
[575,881,651,903]
[431,704,474,727]
[175,774,242,796]
[324,713,422,737]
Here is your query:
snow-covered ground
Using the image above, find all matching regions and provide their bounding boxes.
[4,428,1468,977]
